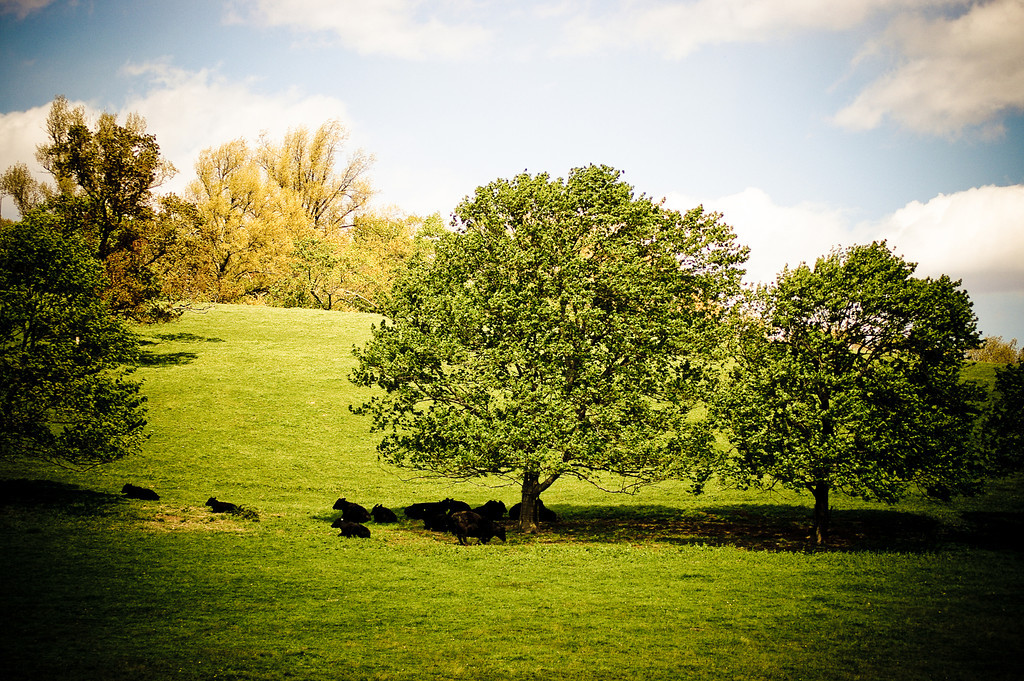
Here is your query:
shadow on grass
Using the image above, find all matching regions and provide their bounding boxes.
[137,333,224,366]
[153,333,226,343]
[138,351,199,367]
[526,503,1021,553]
[0,479,124,517]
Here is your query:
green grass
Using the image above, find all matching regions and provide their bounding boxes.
[1,304,1022,680]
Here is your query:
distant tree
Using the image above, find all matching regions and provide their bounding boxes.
[31,96,187,319]
[978,361,1024,477]
[334,210,439,311]
[351,165,748,532]
[0,162,47,215]
[711,242,987,544]
[966,336,1024,364]
[0,211,147,465]
[184,139,304,302]
[36,96,176,262]
[257,120,373,236]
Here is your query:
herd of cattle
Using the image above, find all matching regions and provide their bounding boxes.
[331,496,557,544]
[120,482,557,545]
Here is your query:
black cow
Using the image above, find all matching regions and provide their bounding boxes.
[205,497,239,513]
[333,498,372,523]
[334,520,371,538]
[423,510,452,532]
[508,499,558,522]
[473,500,506,520]
[122,483,159,501]
[371,504,398,523]
[404,498,464,519]
[404,501,446,520]
[448,511,507,545]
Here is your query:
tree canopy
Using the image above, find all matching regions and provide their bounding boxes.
[351,165,748,531]
[710,242,986,543]
[0,210,147,465]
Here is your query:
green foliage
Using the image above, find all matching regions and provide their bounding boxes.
[712,242,987,543]
[979,360,1024,475]
[0,211,147,465]
[352,165,748,528]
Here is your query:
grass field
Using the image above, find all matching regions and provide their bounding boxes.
[1,304,1021,680]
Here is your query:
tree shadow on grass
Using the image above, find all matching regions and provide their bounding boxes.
[533,503,1000,553]
[153,333,226,344]
[0,479,124,517]
[137,333,224,366]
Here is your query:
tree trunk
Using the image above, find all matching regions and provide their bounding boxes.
[811,481,831,545]
[518,471,559,534]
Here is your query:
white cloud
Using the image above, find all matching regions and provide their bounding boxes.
[668,184,1024,293]
[665,187,864,283]
[118,61,361,195]
[874,185,1024,293]
[834,0,1024,137]
[0,0,55,20]
[224,0,492,60]
[558,0,957,58]
[667,183,1024,338]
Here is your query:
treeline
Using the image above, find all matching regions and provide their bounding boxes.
[0,97,442,320]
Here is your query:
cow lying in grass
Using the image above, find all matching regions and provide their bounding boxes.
[448,510,506,545]
[122,484,159,501]
[205,497,259,521]
[333,519,371,538]
[205,497,239,513]
[371,504,398,523]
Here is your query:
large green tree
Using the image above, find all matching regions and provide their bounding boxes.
[351,165,748,531]
[0,210,147,465]
[711,242,986,544]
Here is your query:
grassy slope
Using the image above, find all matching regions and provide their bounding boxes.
[1,304,1021,681]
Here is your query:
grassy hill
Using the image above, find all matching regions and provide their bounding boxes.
[1,304,1021,680]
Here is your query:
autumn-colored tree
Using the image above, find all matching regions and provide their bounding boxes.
[25,96,190,320]
[257,120,373,236]
[0,163,48,215]
[967,336,1024,364]
[184,139,308,302]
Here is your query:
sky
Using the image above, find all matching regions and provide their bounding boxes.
[2,0,1023,341]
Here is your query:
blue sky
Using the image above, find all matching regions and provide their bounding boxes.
[2,0,1023,340]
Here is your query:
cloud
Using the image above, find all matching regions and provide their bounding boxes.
[558,0,954,58]
[0,0,55,20]
[665,187,865,283]
[224,0,492,60]
[667,184,1024,297]
[834,0,1024,137]
[0,63,363,200]
[874,185,1024,292]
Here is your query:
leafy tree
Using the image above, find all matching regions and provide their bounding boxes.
[257,120,373,236]
[28,96,188,319]
[351,165,748,531]
[978,361,1024,476]
[0,210,147,465]
[184,139,305,302]
[710,242,986,544]
[0,162,47,215]
[966,336,1024,364]
[36,96,176,262]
